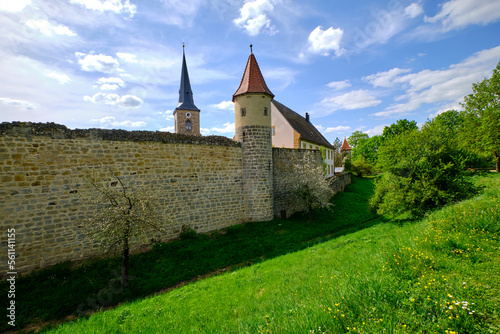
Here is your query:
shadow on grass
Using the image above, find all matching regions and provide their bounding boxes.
[1,176,384,333]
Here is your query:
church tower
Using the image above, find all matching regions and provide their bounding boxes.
[233,45,274,221]
[174,45,200,135]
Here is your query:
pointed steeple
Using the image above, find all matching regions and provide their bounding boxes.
[176,45,199,112]
[341,137,351,151]
[233,46,274,102]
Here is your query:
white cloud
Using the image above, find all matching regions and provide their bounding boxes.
[97,77,125,85]
[234,0,277,36]
[405,3,424,19]
[159,109,175,121]
[84,92,143,108]
[158,126,175,132]
[46,72,71,84]
[429,102,462,119]
[0,97,36,110]
[95,77,125,90]
[0,0,31,12]
[153,0,206,27]
[116,52,137,63]
[324,126,352,133]
[69,0,136,18]
[100,84,120,91]
[425,0,500,31]
[91,116,146,128]
[365,124,388,137]
[321,90,382,111]
[211,122,235,134]
[76,52,119,73]
[113,120,146,127]
[214,101,234,111]
[372,45,500,117]
[326,80,351,90]
[308,26,344,57]
[362,68,412,88]
[91,116,116,124]
[264,67,297,90]
[25,19,76,37]
[351,3,423,52]
[200,128,211,136]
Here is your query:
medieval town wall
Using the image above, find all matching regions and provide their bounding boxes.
[273,147,351,218]
[0,122,244,274]
[1,122,350,275]
[272,148,322,218]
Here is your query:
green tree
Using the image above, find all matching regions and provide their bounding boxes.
[382,119,418,140]
[347,131,369,149]
[353,135,383,165]
[461,61,500,172]
[370,127,477,217]
[350,156,374,177]
[82,166,168,286]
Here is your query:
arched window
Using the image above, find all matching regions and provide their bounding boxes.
[186,120,192,131]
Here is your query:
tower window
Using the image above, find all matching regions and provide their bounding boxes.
[241,108,246,117]
[264,107,268,116]
[186,120,192,131]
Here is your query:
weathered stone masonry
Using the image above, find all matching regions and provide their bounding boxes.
[0,122,349,275]
[0,122,244,274]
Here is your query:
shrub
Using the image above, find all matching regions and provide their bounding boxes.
[370,129,478,217]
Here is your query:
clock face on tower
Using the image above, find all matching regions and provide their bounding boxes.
[185,112,192,118]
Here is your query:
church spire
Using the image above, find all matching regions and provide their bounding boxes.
[176,45,199,111]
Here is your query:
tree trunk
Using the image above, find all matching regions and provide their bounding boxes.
[121,236,129,287]
[496,151,500,172]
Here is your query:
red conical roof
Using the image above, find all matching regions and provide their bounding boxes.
[341,138,351,151]
[233,53,274,102]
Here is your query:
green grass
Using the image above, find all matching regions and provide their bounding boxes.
[42,172,500,333]
[1,176,381,333]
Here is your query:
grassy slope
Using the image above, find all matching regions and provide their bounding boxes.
[1,177,380,332]
[46,173,500,333]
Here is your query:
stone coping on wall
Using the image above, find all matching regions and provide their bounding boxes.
[0,122,240,147]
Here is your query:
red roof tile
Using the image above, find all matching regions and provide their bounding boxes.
[233,53,274,101]
[341,138,351,151]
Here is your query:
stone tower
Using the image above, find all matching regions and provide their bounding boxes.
[340,137,352,162]
[233,46,274,221]
[174,45,201,135]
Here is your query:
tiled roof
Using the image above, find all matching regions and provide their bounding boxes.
[272,100,334,149]
[176,48,199,112]
[341,138,351,151]
[233,53,274,101]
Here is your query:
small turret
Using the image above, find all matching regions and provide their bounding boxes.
[233,45,274,221]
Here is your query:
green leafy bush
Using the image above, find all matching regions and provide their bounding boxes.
[370,128,478,217]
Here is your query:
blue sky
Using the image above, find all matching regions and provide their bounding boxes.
[1,0,500,143]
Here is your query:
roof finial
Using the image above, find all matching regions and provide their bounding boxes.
[250,44,253,54]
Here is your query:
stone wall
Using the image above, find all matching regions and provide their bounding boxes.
[0,122,350,276]
[329,172,351,195]
[272,147,323,218]
[0,122,244,274]
[272,148,351,219]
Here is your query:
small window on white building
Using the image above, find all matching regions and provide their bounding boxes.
[186,120,192,131]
